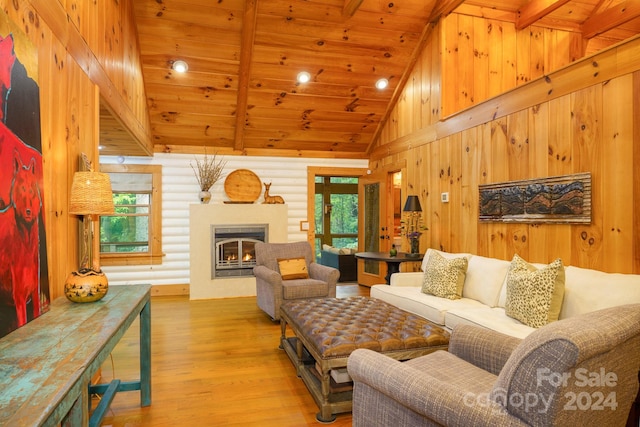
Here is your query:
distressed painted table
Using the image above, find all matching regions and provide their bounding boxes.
[0,284,151,427]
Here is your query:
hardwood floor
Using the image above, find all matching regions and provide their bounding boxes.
[98,284,369,426]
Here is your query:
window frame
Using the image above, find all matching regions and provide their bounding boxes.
[99,164,163,266]
[306,167,368,259]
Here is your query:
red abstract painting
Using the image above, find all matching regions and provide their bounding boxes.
[0,20,50,338]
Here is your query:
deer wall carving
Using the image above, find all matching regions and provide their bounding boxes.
[263,182,284,204]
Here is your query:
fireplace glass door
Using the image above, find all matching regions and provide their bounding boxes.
[211,224,268,278]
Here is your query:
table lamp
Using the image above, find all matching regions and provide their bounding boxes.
[403,195,422,213]
[64,160,115,303]
[403,195,423,255]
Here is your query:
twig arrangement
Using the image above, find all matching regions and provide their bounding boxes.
[400,212,427,239]
[190,150,227,191]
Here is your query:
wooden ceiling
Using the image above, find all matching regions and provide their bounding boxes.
[99,0,640,158]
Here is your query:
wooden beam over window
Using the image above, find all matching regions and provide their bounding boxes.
[582,1,640,39]
[516,0,571,30]
[343,0,364,18]
[234,0,258,151]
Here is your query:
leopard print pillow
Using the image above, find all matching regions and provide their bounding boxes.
[421,252,469,300]
[505,254,565,328]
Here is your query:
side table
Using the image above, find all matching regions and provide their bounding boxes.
[355,251,424,284]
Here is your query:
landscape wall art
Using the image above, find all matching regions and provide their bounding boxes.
[479,172,591,224]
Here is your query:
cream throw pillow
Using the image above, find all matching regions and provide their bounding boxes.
[277,257,309,280]
[421,252,469,300]
[505,254,565,328]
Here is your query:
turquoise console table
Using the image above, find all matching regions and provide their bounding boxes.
[0,284,151,426]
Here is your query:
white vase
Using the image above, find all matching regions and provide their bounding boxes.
[199,190,212,204]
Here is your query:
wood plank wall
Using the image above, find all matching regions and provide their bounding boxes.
[441,17,582,116]
[371,14,640,274]
[1,0,151,299]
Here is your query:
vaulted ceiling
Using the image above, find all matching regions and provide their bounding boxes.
[100,0,640,158]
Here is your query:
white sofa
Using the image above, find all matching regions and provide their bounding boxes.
[371,249,640,338]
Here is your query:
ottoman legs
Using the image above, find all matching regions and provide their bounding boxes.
[316,368,337,423]
[280,314,347,422]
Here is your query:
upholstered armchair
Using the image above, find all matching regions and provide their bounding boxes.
[253,241,339,321]
[347,304,640,427]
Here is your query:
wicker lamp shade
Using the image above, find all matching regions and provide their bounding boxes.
[69,171,115,216]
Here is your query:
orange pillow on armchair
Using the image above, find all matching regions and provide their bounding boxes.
[277,257,309,280]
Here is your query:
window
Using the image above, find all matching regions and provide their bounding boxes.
[99,164,163,266]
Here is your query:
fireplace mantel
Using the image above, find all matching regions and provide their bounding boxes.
[189,204,288,299]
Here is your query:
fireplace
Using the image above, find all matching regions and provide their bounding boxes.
[190,203,287,300]
[211,224,268,278]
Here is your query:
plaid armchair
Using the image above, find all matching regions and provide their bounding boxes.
[253,241,339,321]
[347,304,640,427]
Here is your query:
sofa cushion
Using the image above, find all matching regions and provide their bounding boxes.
[445,307,535,339]
[560,265,640,319]
[421,252,469,300]
[504,255,565,328]
[497,259,549,308]
[322,244,354,255]
[420,248,472,271]
[282,279,329,299]
[371,285,485,325]
[277,257,309,280]
[404,350,498,392]
[462,255,511,307]
[389,271,423,287]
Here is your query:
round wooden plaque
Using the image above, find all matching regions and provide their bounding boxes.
[224,169,262,202]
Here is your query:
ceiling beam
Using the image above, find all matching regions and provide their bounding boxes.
[234,0,258,151]
[367,2,461,154]
[582,1,640,39]
[516,0,571,29]
[343,0,365,18]
[427,0,465,23]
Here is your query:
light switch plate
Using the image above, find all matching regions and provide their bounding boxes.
[441,192,449,203]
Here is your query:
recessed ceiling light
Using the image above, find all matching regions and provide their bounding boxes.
[375,78,389,90]
[297,71,311,83]
[172,60,188,73]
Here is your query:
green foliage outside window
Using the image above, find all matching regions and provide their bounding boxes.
[100,192,150,253]
[330,193,357,235]
[315,176,359,259]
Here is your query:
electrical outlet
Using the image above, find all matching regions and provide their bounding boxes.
[441,192,449,203]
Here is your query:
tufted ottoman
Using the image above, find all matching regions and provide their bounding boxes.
[279,296,449,422]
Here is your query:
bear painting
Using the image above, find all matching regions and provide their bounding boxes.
[0,27,49,339]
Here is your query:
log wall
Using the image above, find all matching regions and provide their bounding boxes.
[372,14,640,273]
[1,0,150,299]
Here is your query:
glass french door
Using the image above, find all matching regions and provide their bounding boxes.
[357,172,391,286]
